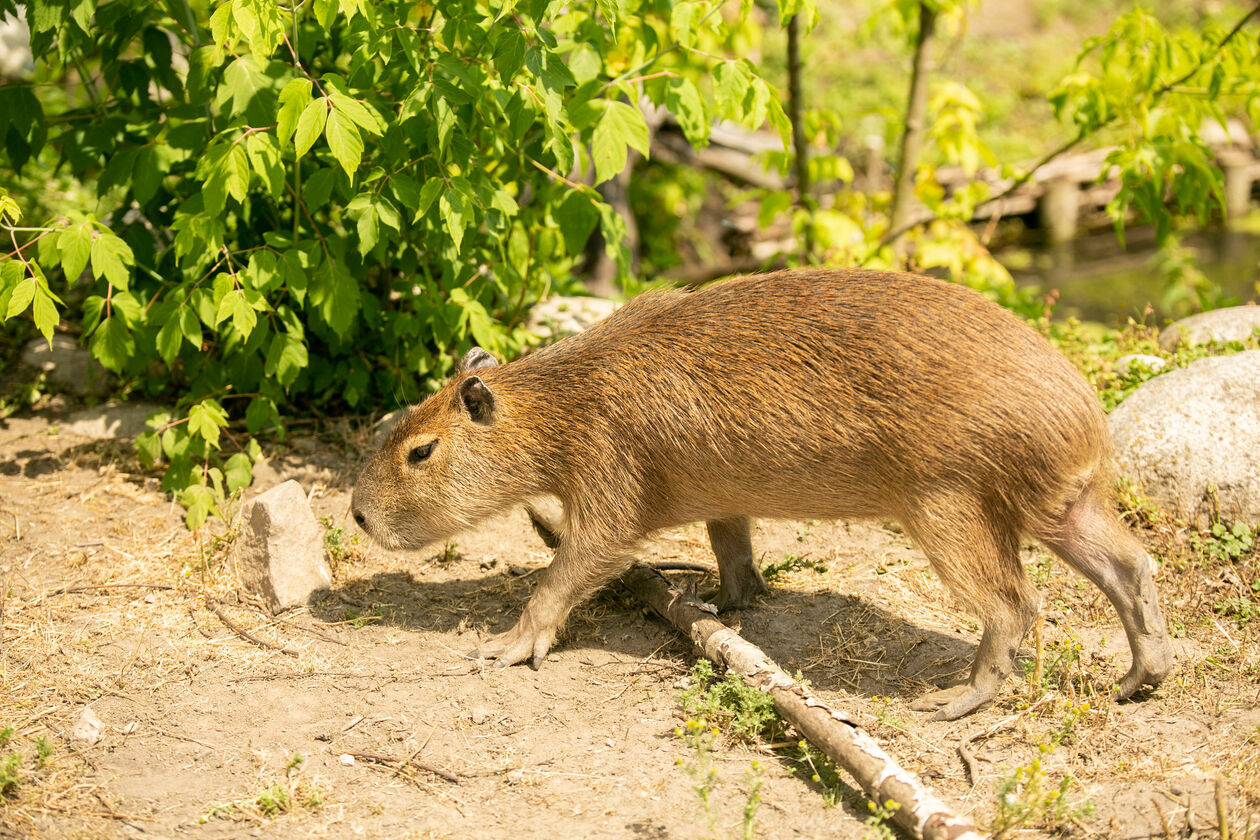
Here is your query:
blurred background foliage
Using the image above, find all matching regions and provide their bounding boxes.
[1,0,1259,524]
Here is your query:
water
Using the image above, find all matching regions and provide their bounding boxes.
[998,228,1260,325]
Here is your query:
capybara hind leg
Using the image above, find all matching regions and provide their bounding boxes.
[1040,489,1173,698]
[905,503,1038,720]
[705,516,767,611]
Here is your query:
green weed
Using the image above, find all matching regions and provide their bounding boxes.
[1193,520,1256,566]
[988,703,1094,837]
[762,553,828,584]
[34,737,53,768]
[861,799,901,840]
[679,660,784,743]
[0,753,19,797]
[321,516,363,571]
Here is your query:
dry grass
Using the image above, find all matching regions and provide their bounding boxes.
[2,427,1259,838]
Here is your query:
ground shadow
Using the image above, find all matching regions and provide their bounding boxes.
[309,564,982,705]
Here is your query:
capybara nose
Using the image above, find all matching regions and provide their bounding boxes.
[352,509,367,530]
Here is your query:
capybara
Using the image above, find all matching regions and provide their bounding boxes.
[351,268,1172,719]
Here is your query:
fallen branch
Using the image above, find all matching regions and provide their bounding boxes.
[205,599,299,657]
[622,564,984,840]
[347,751,459,784]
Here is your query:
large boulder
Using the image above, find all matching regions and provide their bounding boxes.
[63,403,165,439]
[19,336,113,397]
[236,480,333,613]
[1108,351,1260,525]
[1158,305,1260,351]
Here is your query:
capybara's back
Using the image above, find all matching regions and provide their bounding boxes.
[352,269,1172,719]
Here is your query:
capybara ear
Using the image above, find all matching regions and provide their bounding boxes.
[459,346,499,374]
[459,376,496,424]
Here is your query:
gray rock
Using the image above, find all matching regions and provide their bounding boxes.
[70,707,104,746]
[1109,351,1260,524]
[1158,305,1260,351]
[527,296,620,343]
[236,480,333,613]
[371,409,404,447]
[19,336,113,397]
[1115,354,1167,376]
[63,403,166,439]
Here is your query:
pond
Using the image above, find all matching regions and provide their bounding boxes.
[998,227,1260,325]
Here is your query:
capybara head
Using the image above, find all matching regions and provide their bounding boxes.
[351,347,511,550]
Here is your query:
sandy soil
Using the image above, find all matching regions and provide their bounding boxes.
[1,411,1257,839]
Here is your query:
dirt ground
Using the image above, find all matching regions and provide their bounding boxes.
[1,410,1257,840]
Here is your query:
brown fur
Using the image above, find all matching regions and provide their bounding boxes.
[351,268,1173,719]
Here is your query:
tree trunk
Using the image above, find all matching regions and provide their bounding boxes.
[889,2,938,237]
[786,10,812,258]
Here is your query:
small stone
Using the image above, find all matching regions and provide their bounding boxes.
[338,753,355,766]
[471,707,490,725]
[508,565,530,576]
[507,769,525,784]
[527,296,620,343]
[71,707,105,746]
[479,558,498,570]
[236,480,333,613]
[1115,354,1166,376]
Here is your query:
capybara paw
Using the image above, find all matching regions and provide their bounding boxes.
[1114,653,1172,701]
[468,616,558,670]
[910,684,995,721]
[702,575,768,612]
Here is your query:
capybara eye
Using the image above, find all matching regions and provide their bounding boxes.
[408,440,437,464]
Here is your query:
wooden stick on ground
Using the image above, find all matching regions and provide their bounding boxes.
[622,564,985,840]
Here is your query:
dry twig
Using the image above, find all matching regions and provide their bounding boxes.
[347,751,459,783]
[622,564,985,840]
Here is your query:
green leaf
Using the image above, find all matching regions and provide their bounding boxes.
[219,56,267,117]
[224,452,254,495]
[311,261,359,338]
[324,109,364,177]
[31,281,59,342]
[188,399,228,450]
[265,331,308,386]
[5,275,35,319]
[89,316,134,373]
[409,178,440,224]
[439,189,468,253]
[670,0,696,48]
[295,97,328,159]
[180,484,218,530]
[245,395,279,433]
[277,78,313,146]
[216,288,259,339]
[555,190,599,256]
[136,430,161,470]
[493,28,527,80]
[89,232,134,291]
[330,92,387,136]
[156,316,183,365]
[178,304,203,349]
[592,101,650,185]
[57,224,92,280]
[665,77,708,147]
